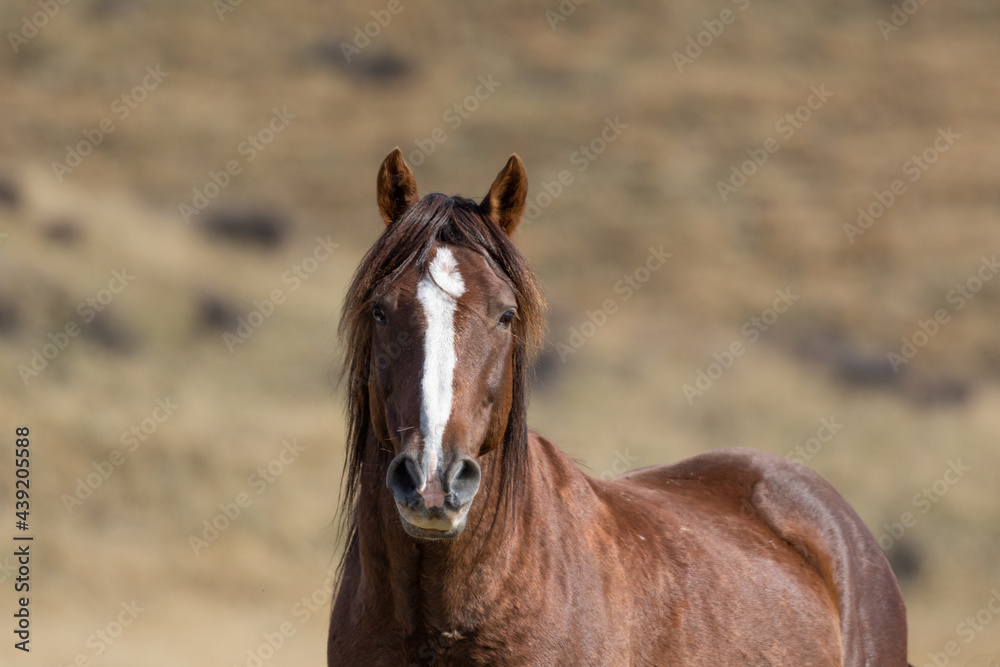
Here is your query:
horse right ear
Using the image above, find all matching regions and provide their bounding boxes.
[376,147,419,226]
[480,154,528,237]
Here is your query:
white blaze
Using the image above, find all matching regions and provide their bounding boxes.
[416,247,465,503]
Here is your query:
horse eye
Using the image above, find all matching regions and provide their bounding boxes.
[499,310,515,328]
[372,306,387,325]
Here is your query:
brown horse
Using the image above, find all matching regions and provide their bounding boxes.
[328,148,910,665]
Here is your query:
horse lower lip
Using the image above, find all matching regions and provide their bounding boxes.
[396,504,466,534]
[400,517,464,540]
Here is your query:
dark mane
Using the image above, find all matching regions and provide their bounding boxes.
[335,193,545,573]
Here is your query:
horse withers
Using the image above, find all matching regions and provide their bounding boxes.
[327,148,909,666]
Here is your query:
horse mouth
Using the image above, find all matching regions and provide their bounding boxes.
[395,504,469,540]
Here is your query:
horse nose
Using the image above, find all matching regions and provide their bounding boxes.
[386,453,424,504]
[444,456,481,508]
[386,453,481,509]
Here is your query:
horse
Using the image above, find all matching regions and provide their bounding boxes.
[327,148,910,666]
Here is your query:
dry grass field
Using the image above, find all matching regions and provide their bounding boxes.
[1,0,999,665]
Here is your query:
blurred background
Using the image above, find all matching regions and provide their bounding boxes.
[1,0,999,664]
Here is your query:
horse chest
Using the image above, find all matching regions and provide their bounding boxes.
[392,602,625,666]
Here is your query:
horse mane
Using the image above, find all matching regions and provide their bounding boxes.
[335,192,545,576]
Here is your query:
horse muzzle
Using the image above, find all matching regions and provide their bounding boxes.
[386,452,481,540]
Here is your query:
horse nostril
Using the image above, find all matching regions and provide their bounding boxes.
[386,454,423,499]
[446,457,482,506]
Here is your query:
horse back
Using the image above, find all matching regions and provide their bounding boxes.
[612,447,908,667]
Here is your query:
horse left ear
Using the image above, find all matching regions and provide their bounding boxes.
[377,147,419,226]
[480,154,528,237]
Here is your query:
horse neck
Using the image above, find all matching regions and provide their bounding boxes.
[354,428,529,632]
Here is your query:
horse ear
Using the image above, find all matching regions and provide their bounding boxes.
[480,154,528,237]
[376,147,419,226]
